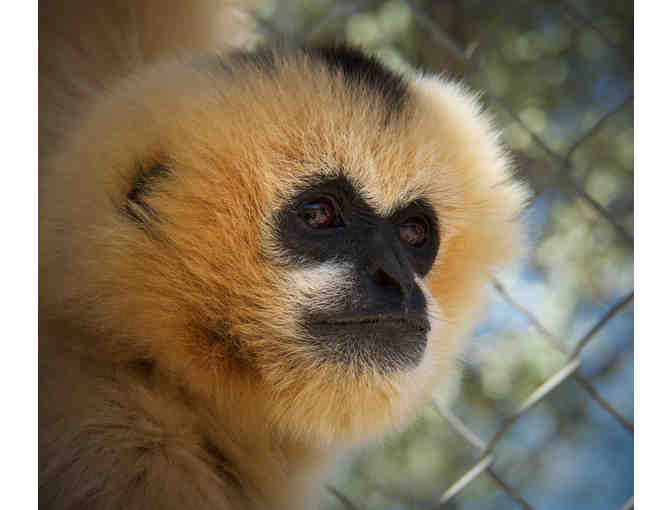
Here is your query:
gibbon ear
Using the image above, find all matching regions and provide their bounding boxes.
[124,163,172,226]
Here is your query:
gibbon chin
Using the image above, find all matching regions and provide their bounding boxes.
[39,1,528,509]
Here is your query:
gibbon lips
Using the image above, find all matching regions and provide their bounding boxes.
[306,313,430,370]
[318,313,430,332]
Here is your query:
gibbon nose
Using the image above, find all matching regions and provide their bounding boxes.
[372,266,412,302]
[367,232,415,306]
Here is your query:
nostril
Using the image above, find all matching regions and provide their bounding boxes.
[374,268,399,289]
[372,267,411,311]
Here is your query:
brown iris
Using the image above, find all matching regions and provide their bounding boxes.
[300,197,342,229]
[399,217,428,246]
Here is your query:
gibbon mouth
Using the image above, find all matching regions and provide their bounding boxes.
[315,313,430,333]
[307,313,430,370]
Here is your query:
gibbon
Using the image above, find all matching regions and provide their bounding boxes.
[39,1,528,509]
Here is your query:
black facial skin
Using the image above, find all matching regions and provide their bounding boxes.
[275,175,440,372]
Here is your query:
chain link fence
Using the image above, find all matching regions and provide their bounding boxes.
[258,1,634,509]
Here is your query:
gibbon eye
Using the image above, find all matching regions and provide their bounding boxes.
[399,217,428,246]
[300,197,342,229]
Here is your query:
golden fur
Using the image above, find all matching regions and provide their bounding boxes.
[39,1,528,509]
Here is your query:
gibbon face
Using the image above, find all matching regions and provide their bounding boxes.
[41,46,526,444]
[276,173,438,371]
